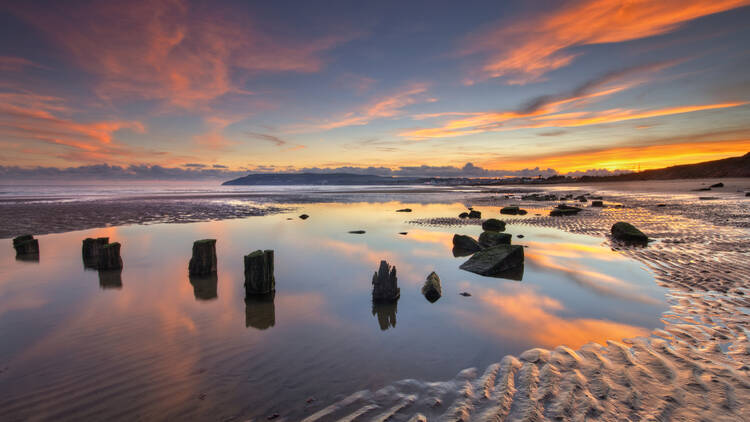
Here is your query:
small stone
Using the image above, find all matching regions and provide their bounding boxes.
[710,182,724,188]
[482,218,506,232]
[348,230,366,234]
[372,260,399,302]
[656,203,666,207]
[591,200,604,207]
[399,232,408,235]
[468,210,481,219]
[244,250,275,296]
[517,234,524,238]
[459,292,471,297]
[299,214,309,219]
[396,208,412,212]
[458,212,469,219]
[421,272,442,303]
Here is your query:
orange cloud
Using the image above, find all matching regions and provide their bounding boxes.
[463,0,750,84]
[10,0,355,108]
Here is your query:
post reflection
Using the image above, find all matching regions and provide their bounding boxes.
[245,293,275,330]
[189,273,218,301]
[16,253,40,263]
[372,301,398,331]
[98,269,122,289]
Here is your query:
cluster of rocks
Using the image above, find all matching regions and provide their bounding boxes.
[458,208,482,219]
[452,216,524,278]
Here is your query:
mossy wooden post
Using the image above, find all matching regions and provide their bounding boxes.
[13,234,39,256]
[244,250,275,296]
[82,237,109,268]
[189,239,217,276]
[97,242,123,270]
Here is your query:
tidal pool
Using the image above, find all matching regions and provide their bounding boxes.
[0,201,667,421]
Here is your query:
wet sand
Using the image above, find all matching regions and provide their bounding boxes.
[307,180,750,421]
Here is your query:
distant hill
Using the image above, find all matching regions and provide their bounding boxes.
[222,172,419,185]
[580,152,750,182]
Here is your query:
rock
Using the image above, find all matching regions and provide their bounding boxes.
[459,292,472,297]
[518,209,528,215]
[576,195,588,202]
[657,203,666,207]
[693,187,711,191]
[452,234,480,253]
[458,212,469,219]
[82,237,109,268]
[710,182,724,188]
[299,214,309,219]
[591,200,604,207]
[481,218,506,232]
[97,242,123,270]
[517,234,524,238]
[188,239,217,276]
[522,193,557,201]
[421,272,442,303]
[348,230,366,234]
[244,250,275,296]
[611,222,648,244]
[500,206,520,215]
[399,232,408,235]
[98,269,122,289]
[396,208,412,212]
[468,210,481,219]
[13,234,39,256]
[245,293,275,330]
[550,205,582,216]
[372,301,397,330]
[372,260,399,302]
[478,231,512,248]
[459,244,524,276]
[189,273,218,300]
[746,192,750,197]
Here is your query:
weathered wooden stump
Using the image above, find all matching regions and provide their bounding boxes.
[82,237,109,268]
[13,234,39,257]
[97,242,123,270]
[188,239,217,276]
[244,250,275,296]
[372,260,399,302]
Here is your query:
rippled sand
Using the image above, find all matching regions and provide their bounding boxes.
[310,186,750,421]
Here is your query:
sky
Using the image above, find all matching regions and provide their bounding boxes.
[1,0,750,179]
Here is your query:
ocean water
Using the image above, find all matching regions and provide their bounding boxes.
[0,199,667,421]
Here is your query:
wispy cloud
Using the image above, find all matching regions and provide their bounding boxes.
[461,0,750,84]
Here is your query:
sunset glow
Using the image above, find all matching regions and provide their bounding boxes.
[1,0,749,177]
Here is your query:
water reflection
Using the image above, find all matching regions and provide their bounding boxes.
[98,269,122,289]
[189,273,218,301]
[244,293,275,330]
[15,253,39,262]
[372,301,398,330]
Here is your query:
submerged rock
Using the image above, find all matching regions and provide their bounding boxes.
[372,260,399,302]
[244,250,275,296]
[348,230,366,234]
[459,244,524,276]
[97,242,123,270]
[13,234,39,257]
[478,231,512,248]
[245,293,275,330]
[459,292,472,297]
[550,205,582,216]
[396,208,412,212]
[452,234,480,253]
[591,200,604,207]
[482,218,506,232]
[500,206,521,215]
[611,222,648,244]
[522,193,557,201]
[189,239,217,276]
[372,301,397,330]
[458,212,469,219]
[468,210,482,219]
[82,237,109,268]
[710,182,724,188]
[189,273,218,300]
[399,232,408,235]
[421,272,442,303]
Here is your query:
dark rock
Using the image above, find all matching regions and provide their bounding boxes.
[348,230,366,234]
[399,232,408,235]
[482,218,506,232]
[97,242,123,270]
[522,193,557,201]
[699,197,718,200]
[459,292,472,297]
[468,210,482,219]
[189,273,218,300]
[244,250,275,296]
[518,209,528,215]
[500,206,520,215]
[245,293,275,329]
[458,212,469,219]
[13,235,39,257]
[517,234,524,238]
[459,244,524,276]
[189,239,217,276]
[591,200,604,207]
[372,260,399,302]
[550,205,582,216]
[422,272,442,303]
[372,301,397,330]
[452,234,480,253]
[396,208,412,212]
[98,269,122,289]
[611,222,648,244]
[82,237,109,268]
[478,231,512,248]
[710,182,724,188]
[299,214,309,220]
[746,192,750,197]
[656,203,666,207]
